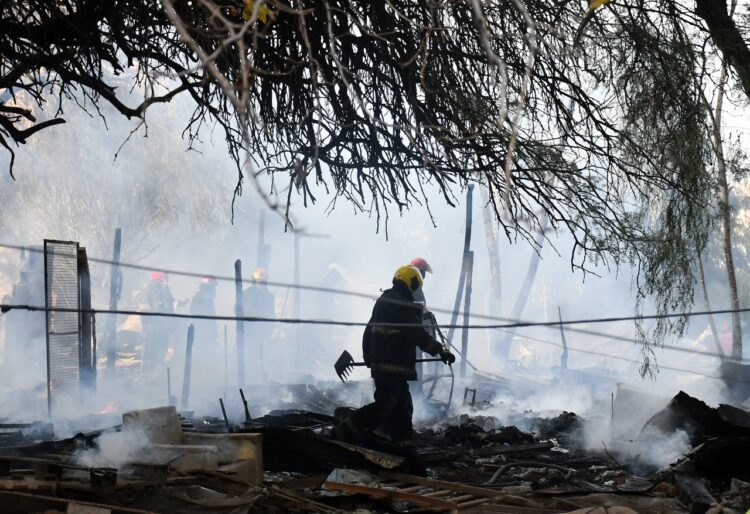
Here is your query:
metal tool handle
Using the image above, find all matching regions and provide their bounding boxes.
[352,357,441,366]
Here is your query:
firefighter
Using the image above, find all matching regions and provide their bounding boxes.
[190,275,218,367]
[337,265,455,449]
[409,257,440,390]
[409,257,432,305]
[139,271,175,371]
[242,267,275,382]
[2,271,45,375]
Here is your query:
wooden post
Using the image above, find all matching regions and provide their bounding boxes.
[257,209,271,270]
[240,388,251,422]
[167,367,173,406]
[447,185,474,346]
[43,242,51,418]
[292,232,301,373]
[499,217,548,360]
[293,233,300,319]
[78,248,95,391]
[104,229,122,373]
[91,313,97,376]
[219,398,230,432]
[223,324,228,394]
[460,251,474,378]
[181,324,194,410]
[480,186,503,363]
[558,307,568,369]
[256,210,271,382]
[235,260,245,386]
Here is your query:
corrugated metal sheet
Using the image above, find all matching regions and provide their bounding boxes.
[44,240,80,416]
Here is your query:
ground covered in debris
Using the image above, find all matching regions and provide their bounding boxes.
[1,387,749,513]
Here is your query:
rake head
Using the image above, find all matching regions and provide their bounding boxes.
[334,350,356,382]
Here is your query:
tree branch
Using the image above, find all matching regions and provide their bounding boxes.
[695,0,750,99]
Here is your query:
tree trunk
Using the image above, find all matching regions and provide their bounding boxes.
[499,216,549,360]
[695,0,750,102]
[697,251,725,362]
[481,186,504,358]
[713,63,743,361]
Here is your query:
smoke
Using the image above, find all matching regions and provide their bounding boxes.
[76,427,151,469]
[442,381,594,427]
[641,428,692,468]
[0,74,739,432]
[622,427,692,470]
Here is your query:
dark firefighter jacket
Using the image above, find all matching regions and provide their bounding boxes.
[362,282,443,381]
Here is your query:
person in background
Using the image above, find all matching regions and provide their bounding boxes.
[190,275,218,366]
[0,292,8,366]
[409,257,432,305]
[409,257,440,389]
[307,262,353,377]
[138,271,175,371]
[242,267,275,382]
[3,270,46,376]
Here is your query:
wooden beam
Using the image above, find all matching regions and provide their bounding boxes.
[0,491,155,514]
[324,480,455,510]
[381,472,505,498]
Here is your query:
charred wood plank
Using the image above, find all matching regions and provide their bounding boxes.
[324,480,456,510]
[382,471,505,498]
[475,441,555,457]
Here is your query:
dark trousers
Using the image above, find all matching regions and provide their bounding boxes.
[373,378,414,443]
[345,377,414,444]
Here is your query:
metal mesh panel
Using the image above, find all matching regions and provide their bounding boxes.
[44,240,80,415]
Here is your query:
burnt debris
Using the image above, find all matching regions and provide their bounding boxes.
[0,386,748,512]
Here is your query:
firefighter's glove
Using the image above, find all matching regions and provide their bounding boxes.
[439,349,456,365]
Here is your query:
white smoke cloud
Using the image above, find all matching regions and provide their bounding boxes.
[628,427,692,469]
[0,75,736,433]
[76,427,151,469]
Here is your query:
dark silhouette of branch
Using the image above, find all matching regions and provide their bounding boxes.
[695,0,750,99]
[0,0,744,271]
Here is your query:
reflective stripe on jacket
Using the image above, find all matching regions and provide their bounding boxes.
[362,282,442,381]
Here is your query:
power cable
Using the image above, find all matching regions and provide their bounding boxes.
[3,302,750,335]
[3,303,746,383]
[0,242,737,359]
[502,330,736,383]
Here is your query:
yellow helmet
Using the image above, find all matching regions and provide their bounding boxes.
[393,265,424,293]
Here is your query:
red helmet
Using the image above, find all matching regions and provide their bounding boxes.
[151,271,168,282]
[410,257,432,274]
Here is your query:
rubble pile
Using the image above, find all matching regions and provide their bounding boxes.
[0,388,748,512]
[433,418,535,446]
[526,411,584,443]
[632,391,750,513]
